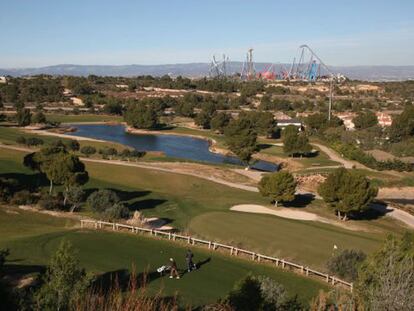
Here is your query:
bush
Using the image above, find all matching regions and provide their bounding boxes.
[102,202,130,221]
[0,178,19,203]
[66,139,80,151]
[327,249,366,281]
[87,189,120,213]
[25,137,44,147]
[10,190,36,205]
[38,193,63,210]
[15,136,26,145]
[80,145,97,156]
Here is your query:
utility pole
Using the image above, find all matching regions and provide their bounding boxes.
[328,77,333,121]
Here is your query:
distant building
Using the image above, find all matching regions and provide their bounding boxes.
[63,88,73,96]
[115,84,129,89]
[273,111,291,120]
[0,76,7,84]
[335,112,357,130]
[70,97,84,106]
[376,112,393,127]
[276,119,302,130]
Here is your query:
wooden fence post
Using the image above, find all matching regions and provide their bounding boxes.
[252,253,255,260]
[112,223,115,231]
[306,268,309,276]
[281,259,285,268]
[208,241,211,249]
[326,275,329,282]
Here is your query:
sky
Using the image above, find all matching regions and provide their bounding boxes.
[1,0,414,68]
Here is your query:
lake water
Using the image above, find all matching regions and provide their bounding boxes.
[67,124,279,172]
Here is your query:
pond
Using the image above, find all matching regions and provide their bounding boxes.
[67,124,279,172]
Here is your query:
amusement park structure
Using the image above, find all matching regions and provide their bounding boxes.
[208,54,229,78]
[208,44,344,83]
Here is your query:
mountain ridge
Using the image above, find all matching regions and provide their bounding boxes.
[1,63,414,81]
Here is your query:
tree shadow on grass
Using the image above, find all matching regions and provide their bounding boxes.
[351,202,393,221]
[283,193,315,208]
[0,172,49,190]
[2,263,45,276]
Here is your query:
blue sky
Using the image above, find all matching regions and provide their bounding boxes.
[1,0,413,67]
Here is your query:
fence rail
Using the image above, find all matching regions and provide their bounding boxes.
[80,219,353,291]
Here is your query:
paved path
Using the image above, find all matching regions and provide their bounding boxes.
[311,142,369,170]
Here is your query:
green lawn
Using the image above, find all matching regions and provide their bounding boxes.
[0,208,327,307]
[188,211,387,269]
[0,148,405,271]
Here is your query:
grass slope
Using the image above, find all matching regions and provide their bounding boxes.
[0,208,327,307]
[0,148,405,270]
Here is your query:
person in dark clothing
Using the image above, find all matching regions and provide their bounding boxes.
[169,258,180,279]
[185,249,196,272]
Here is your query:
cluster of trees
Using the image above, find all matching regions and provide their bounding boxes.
[124,102,159,129]
[0,76,63,103]
[305,113,343,134]
[23,144,88,200]
[87,189,129,220]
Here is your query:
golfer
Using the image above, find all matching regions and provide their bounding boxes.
[185,249,195,272]
[169,258,180,279]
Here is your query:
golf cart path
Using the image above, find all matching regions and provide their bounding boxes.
[311,142,369,170]
[1,144,414,229]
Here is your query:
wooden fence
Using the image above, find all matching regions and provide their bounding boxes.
[80,219,353,291]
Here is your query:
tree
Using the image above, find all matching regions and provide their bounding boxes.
[305,113,343,133]
[227,275,263,311]
[258,171,296,207]
[65,186,84,213]
[87,189,119,213]
[224,118,258,166]
[15,108,31,126]
[282,126,312,157]
[35,240,89,311]
[124,103,158,129]
[327,249,366,281]
[23,146,89,196]
[194,110,212,129]
[353,111,378,129]
[210,112,230,134]
[318,168,378,220]
[356,233,414,310]
[80,145,96,157]
[389,104,414,142]
[32,111,47,124]
[66,139,80,152]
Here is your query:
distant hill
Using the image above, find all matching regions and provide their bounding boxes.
[1,63,414,81]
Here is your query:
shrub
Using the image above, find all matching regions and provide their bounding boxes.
[80,146,97,156]
[10,190,36,205]
[327,249,366,281]
[102,202,130,221]
[66,139,80,151]
[38,193,63,210]
[87,189,119,213]
[25,137,44,147]
[15,136,26,145]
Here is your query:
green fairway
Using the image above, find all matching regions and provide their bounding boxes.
[0,148,406,271]
[188,211,385,269]
[0,208,328,307]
